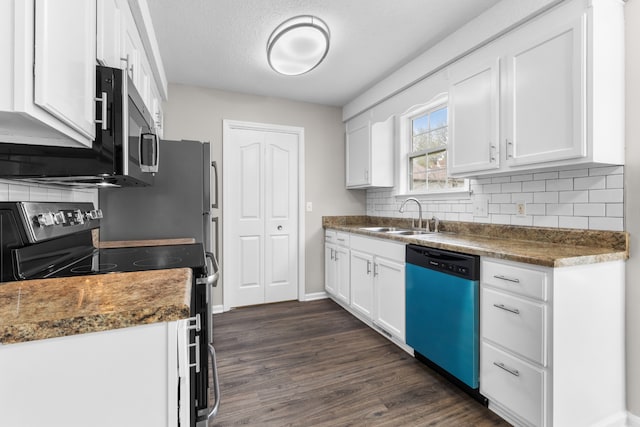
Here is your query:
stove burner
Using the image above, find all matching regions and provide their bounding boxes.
[70,263,118,274]
[133,257,182,268]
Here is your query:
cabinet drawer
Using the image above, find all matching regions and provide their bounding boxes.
[482,258,548,301]
[336,232,350,247]
[481,342,545,427]
[481,287,547,366]
[350,234,404,262]
[325,229,337,243]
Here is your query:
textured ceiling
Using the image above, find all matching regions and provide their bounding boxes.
[146,0,502,106]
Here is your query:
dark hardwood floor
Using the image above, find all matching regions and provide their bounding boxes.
[211,299,509,426]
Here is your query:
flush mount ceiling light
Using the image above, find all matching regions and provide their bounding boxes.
[267,15,330,76]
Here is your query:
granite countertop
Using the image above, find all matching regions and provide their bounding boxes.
[0,268,192,344]
[324,216,629,267]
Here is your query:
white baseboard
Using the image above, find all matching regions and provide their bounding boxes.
[628,411,640,427]
[211,304,224,314]
[303,291,329,301]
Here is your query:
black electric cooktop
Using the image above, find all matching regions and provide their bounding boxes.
[47,243,207,278]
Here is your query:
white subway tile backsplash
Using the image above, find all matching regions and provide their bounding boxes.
[546,203,573,216]
[559,190,589,203]
[574,203,605,217]
[533,191,559,204]
[589,217,624,231]
[589,189,624,203]
[533,216,559,227]
[606,203,624,217]
[606,174,624,189]
[574,176,606,190]
[559,216,589,229]
[559,168,589,178]
[366,166,624,232]
[501,182,522,193]
[546,178,573,192]
[533,171,559,180]
[522,180,546,192]
[491,193,511,204]
[589,166,624,176]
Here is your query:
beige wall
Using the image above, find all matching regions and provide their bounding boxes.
[626,0,640,418]
[161,84,366,305]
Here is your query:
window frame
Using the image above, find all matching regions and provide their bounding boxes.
[396,94,469,199]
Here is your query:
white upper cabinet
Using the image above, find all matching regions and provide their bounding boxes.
[0,0,95,147]
[448,0,624,178]
[448,56,500,175]
[345,113,394,189]
[96,0,122,68]
[504,10,586,167]
[34,0,96,143]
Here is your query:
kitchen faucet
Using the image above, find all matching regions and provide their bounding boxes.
[399,197,424,230]
[432,215,439,233]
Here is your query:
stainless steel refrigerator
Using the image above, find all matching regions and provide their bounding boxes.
[99,139,212,253]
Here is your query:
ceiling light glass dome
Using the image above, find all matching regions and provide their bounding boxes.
[267,15,330,76]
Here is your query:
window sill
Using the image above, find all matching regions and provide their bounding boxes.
[394,188,471,201]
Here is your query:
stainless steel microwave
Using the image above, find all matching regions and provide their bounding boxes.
[0,66,159,187]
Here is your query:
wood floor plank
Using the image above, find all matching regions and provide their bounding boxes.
[211,299,509,426]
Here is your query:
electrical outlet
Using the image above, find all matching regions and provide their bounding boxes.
[515,201,526,217]
[472,195,489,217]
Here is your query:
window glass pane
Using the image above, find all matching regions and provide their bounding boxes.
[430,126,448,147]
[430,107,448,129]
[412,133,429,151]
[410,155,427,191]
[412,115,429,136]
[427,151,447,190]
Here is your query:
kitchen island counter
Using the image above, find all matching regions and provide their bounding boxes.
[0,268,192,344]
[324,216,629,267]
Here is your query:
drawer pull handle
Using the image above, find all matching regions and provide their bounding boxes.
[493,274,520,283]
[494,361,520,377]
[493,303,520,315]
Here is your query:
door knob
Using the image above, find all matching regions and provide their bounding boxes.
[277,225,283,230]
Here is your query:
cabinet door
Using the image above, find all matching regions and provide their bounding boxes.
[374,257,405,340]
[34,0,96,141]
[346,123,371,187]
[324,243,337,296]
[449,57,500,175]
[505,15,586,166]
[350,250,374,319]
[335,246,350,304]
[97,0,122,68]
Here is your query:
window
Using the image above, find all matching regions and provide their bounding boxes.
[401,99,466,195]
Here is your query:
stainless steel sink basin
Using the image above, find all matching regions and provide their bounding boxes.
[359,226,400,232]
[385,230,431,236]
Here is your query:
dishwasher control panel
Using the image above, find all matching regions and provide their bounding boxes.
[406,244,479,281]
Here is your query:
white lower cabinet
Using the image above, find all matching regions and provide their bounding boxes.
[480,257,625,427]
[0,321,188,427]
[333,232,406,344]
[324,230,350,305]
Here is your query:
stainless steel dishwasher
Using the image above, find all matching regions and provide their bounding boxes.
[405,244,485,403]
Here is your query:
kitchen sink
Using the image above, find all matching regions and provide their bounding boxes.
[385,230,431,236]
[359,226,401,232]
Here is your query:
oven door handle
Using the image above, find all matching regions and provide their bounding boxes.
[199,343,221,422]
[197,252,219,286]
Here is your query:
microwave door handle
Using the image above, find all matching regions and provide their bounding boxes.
[95,92,108,130]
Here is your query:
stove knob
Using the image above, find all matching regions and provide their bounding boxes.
[86,209,103,220]
[74,209,84,224]
[36,212,55,227]
[53,211,66,225]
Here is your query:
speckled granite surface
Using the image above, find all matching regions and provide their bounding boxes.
[323,216,629,267]
[0,268,192,344]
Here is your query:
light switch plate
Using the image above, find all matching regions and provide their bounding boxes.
[306,202,313,212]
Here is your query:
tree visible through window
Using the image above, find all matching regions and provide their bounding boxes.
[408,105,464,192]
